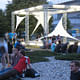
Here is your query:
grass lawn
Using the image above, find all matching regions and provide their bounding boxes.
[25,50,54,63]
[25,50,80,63]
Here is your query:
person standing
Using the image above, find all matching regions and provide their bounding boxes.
[4,32,9,42]
[8,32,13,43]
[13,32,17,44]
[0,38,10,70]
[48,37,52,49]
[51,40,56,52]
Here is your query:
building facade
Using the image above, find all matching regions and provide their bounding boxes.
[50,0,80,37]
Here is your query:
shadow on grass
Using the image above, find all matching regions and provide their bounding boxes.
[25,50,80,63]
[25,50,55,63]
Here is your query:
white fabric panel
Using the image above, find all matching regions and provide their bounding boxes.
[31,12,51,35]
[31,20,40,35]
[15,16,25,30]
[47,17,78,40]
[34,12,44,28]
[39,17,78,40]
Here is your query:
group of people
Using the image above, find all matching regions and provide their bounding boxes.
[0,48,31,80]
[0,33,80,80]
[42,35,79,54]
[5,31,30,54]
[4,31,17,54]
[42,35,61,49]
[0,36,31,80]
[5,31,17,45]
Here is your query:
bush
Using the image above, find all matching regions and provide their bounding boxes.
[25,50,80,63]
[55,53,80,60]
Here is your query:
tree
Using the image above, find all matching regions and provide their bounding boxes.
[6,0,47,35]
[67,18,73,30]
[0,9,10,34]
[63,17,73,30]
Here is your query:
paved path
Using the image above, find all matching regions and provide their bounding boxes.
[22,57,71,80]
[0,56,71,80]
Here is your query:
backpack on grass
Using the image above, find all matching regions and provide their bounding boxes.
[25,68,40,78]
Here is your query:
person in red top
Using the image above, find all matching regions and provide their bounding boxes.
[0,49,31,80]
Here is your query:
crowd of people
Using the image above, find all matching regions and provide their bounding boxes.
[42,35,79,54]
[0,32,80,80]
[5,31,17,45]
[5,31,30,54]
[0,47,31,80]
[0,32,32,80]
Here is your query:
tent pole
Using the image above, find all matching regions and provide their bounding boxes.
[44,4,49,36]
[25,10,29,42]
[63,13,67,43]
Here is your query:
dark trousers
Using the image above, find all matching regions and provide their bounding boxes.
[0,68,19,80]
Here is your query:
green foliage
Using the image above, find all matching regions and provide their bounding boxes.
[25,50,80,63]
[34,24,44,35]
[49,17,53,32]
[0,10,10,34]
[29,15,37,35]
[0,0,47,34]
[55,53,80,60]
[5,0,47,34]
[63,17,73,30]
[67,18,73,30]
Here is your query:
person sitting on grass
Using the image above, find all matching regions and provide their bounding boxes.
[51,40,56,52]
[14,39,31,51]
[0,49,31,80]
[10,47,21,67]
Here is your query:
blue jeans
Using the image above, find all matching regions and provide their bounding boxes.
[0,68,19,80]
[0,67,12,74]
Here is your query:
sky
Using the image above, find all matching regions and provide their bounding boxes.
[0,0,12,10]
[0,0,72,10]
[0,0,53,10]
[47,0,73,4]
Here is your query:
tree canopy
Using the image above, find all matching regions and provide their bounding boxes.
[0,10,10,34]
[0,0,46,35]
[0,0,73,37]
[5,0,47,36]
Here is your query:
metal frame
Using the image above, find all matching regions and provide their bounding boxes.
[11,4,80,41]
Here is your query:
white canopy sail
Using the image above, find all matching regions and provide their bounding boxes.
[31,12,51,35]
[39,17,78,40]
[15,16,25,30]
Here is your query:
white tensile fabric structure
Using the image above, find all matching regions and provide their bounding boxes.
[16,16,25,30]
[12,4,80,41]
[15,11,52,35]
[39,17,79,40]
[31,12,51,35]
